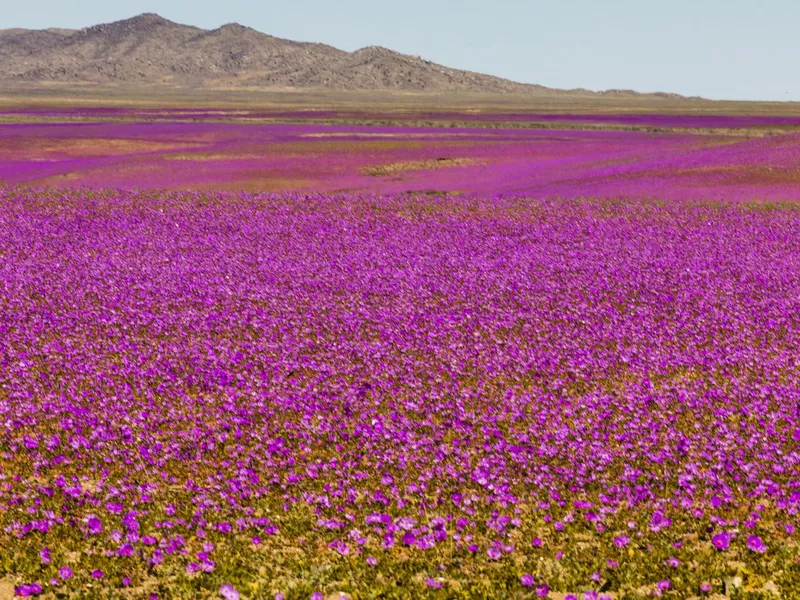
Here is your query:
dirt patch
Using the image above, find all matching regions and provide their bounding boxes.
[404,189,461,197]
[301,132,487,138]
[0,138,206,160]
[164,153,267,161]
[181,177,315,193]
[0,581,14,600]
[362,157,477,177]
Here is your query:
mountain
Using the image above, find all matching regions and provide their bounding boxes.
[0,13,683,97]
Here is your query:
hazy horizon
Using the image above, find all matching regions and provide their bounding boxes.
[5,0,799,102]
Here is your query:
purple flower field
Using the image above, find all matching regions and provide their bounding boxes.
[1,111,800,598]
[2,115,800,199]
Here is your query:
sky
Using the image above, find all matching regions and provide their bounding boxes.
[4,0,799,102]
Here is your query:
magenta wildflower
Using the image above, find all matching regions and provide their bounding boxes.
[220,584,240,600]
[712,532,732,550]
[747,535,767,553]
[15,583,42,597]
[425,578,443,589]
[520,573,535,587]
[666,557,680,568]
[87,516,103,535]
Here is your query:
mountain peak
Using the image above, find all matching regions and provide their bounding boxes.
[129,13,170,24]
[218,23,250,32]
[81,13,180,33]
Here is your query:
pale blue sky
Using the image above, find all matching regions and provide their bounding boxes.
[5,0,799,101]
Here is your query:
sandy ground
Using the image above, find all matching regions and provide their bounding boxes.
[2,84,800,117]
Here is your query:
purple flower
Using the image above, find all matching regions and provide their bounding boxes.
[747,535,767,553]
[220,584,240,600]
[520,573,535,587]
[425,578,443,589]
[39,547,51,565]
[536,584,550,597]
[91,570,104,579]
[366,556,377,566]
[58,566,72,580]
[666,557,680,568]
[613,535,630,547]
[487,547,502,560]
[712,532,732,550]
[310,593,324,600]
[657,580,671,591]
[87,516,103,535]
[216,522,232,534]
[14,584,41,597]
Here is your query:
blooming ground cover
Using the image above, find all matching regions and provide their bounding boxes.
[4,107,800,131]
[3,115,800,199]
[1,187,799,598]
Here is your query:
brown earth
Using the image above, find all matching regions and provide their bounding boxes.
[362,157,478,177]
[0,13,688,97]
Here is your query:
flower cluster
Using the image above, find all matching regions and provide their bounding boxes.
[3,112,800,201]
[0,189,799,597]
